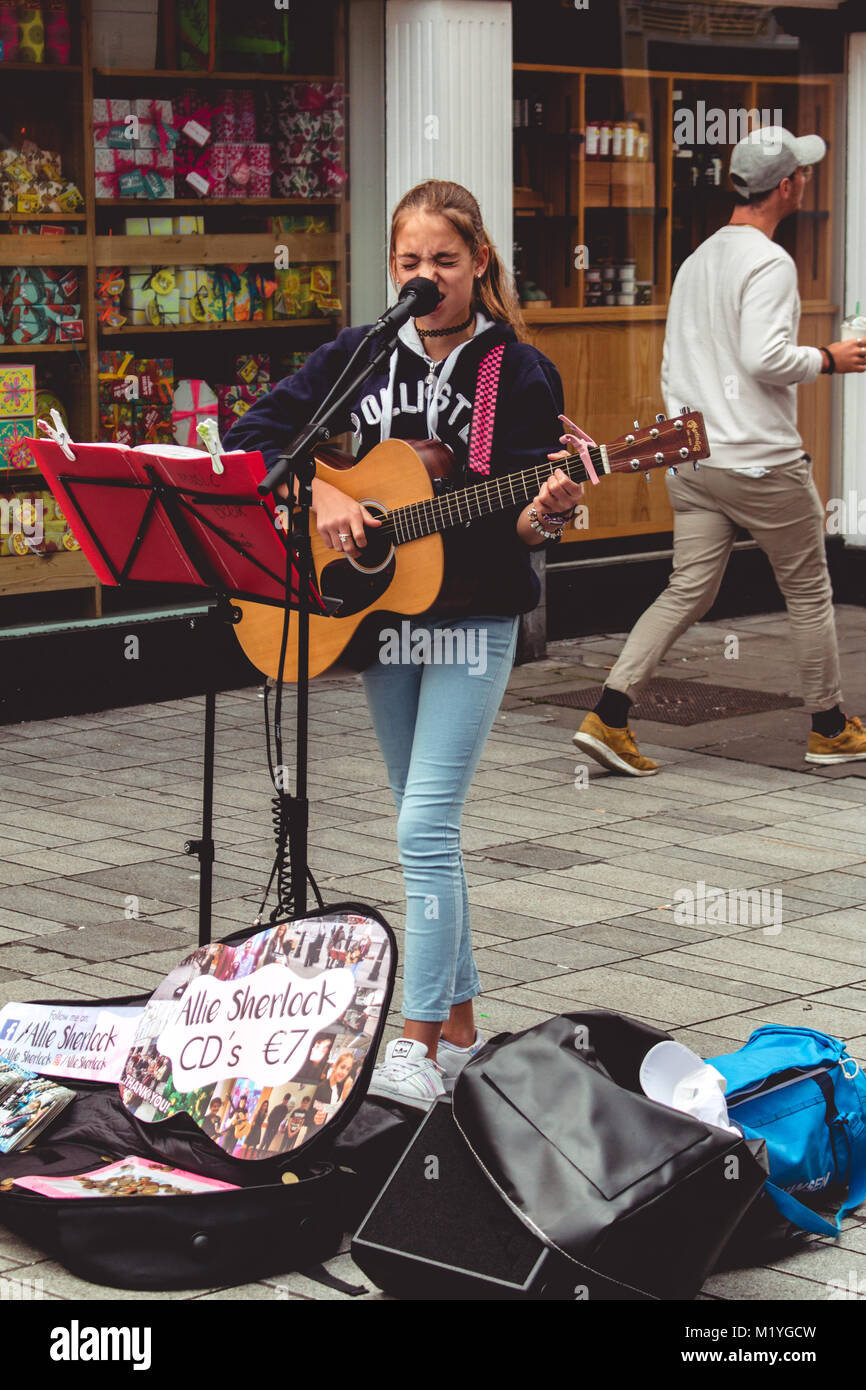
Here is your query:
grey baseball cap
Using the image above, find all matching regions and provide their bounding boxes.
[729,126,827,195]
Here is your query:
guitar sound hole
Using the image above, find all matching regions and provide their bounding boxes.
[319,544,395,618]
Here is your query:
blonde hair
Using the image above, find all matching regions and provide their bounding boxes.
[389,180,525,338]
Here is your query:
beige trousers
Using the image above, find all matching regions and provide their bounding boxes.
[606,454,842,713]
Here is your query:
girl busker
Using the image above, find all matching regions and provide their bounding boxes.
[226,180,587,1108]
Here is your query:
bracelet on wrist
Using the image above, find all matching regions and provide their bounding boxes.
[543,509,573,524]
[528,506,565,542]
[820,345,836,375]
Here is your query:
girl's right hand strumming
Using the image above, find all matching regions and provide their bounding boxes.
[311,478,382,558]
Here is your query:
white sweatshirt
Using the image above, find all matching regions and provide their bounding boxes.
[661,224,823,470]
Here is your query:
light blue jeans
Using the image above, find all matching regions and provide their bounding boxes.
[362,615,519,1022]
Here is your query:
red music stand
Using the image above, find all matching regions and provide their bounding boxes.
[31,438,333,945]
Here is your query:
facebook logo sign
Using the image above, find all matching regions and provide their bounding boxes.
[0,1019,19,1042]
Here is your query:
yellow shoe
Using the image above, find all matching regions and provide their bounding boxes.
[572,711,659,777]
[805,715,866,764]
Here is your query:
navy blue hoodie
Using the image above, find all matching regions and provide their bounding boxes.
[224,313,564,618]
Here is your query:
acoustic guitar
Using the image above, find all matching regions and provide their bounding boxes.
[234,410,711,681]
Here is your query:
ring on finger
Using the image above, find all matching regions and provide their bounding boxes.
[338,532,351,544]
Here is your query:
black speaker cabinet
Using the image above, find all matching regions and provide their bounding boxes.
[352,1098,564,1299]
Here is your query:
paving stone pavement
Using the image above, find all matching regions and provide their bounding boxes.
[0,606,864,1303]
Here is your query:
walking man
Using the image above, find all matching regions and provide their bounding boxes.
[574,126,866,775]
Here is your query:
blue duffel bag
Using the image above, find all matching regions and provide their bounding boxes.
[713,1025,866,1237]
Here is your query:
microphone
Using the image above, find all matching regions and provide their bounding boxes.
[369,276,442,336]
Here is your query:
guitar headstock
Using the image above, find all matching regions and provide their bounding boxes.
[605,409,711,476]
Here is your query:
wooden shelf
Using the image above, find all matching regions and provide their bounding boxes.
[94,232,340,266]
[94,69,340,82]
[0,213,87,222]
[0,342,86,354]
[96,196,341,208]
[0,62,82,72]
[101,318,334,335]
[522,305,668,323]
[0,549,98,601]
[0,236,89,266]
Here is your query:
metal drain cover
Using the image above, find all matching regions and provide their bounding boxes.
[540,678,803,727]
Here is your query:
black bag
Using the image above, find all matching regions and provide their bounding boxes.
[354,1011,769,1300]
[0,903,396,1292]
[451,1011,769,1300]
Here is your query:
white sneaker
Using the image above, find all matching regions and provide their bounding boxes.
[437,1031,486,1091]
[367,1038,447,1111]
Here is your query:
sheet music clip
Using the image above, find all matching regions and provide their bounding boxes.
[196,418,225,475]
[37,409,76,461]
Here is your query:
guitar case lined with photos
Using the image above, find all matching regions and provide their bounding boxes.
[0,904,398,1291]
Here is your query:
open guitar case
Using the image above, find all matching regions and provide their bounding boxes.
[0,903,428,1293]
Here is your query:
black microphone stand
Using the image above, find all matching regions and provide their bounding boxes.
[257,325,404,920]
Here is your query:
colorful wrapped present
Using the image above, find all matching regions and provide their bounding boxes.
[213,89,257,144]
[44,0,71,64]
[99,401,136,447]
[18,3,46,63]
[172,379,218,447]
[4,304,83,343]
[269,213,331,237]
[134,357,174,406]
[0,364,36,419]
[0,417,36,469]
[133,401,173,446]
[235,354,271,386]
[97,350,135,404]
[176,266,212,324]
[94,148,141,199]
[0,2,20,60]
[122,267,180,326]
[93,98,132,147]
[135,150,175,199]
[217,381,269,437]
[273,264,339,319]
[3,266,78,307]
[123,215,173,236]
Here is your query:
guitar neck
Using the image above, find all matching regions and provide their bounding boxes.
[379,446,606,545]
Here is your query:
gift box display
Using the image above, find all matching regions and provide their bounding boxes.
[172,378,218,447]
[0,140,83,214]
[272,82,347,198]
[0,363,36,469]
[95,268,126,330]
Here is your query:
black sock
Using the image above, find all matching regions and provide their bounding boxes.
[812,705,845,738]
[595,688,631,729]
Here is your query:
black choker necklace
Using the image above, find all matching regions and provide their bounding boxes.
[417,312,475,339]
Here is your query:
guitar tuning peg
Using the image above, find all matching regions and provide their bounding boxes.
[679,405,692,415]
[668,466,679,477]
[644,471,652,482]
[655,413,666,422]
[694,461,700,470]
[633,420,640,430]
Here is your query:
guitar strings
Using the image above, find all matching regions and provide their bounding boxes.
[375,441,652,544]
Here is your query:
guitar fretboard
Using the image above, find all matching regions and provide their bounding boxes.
[377,446,604,544]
